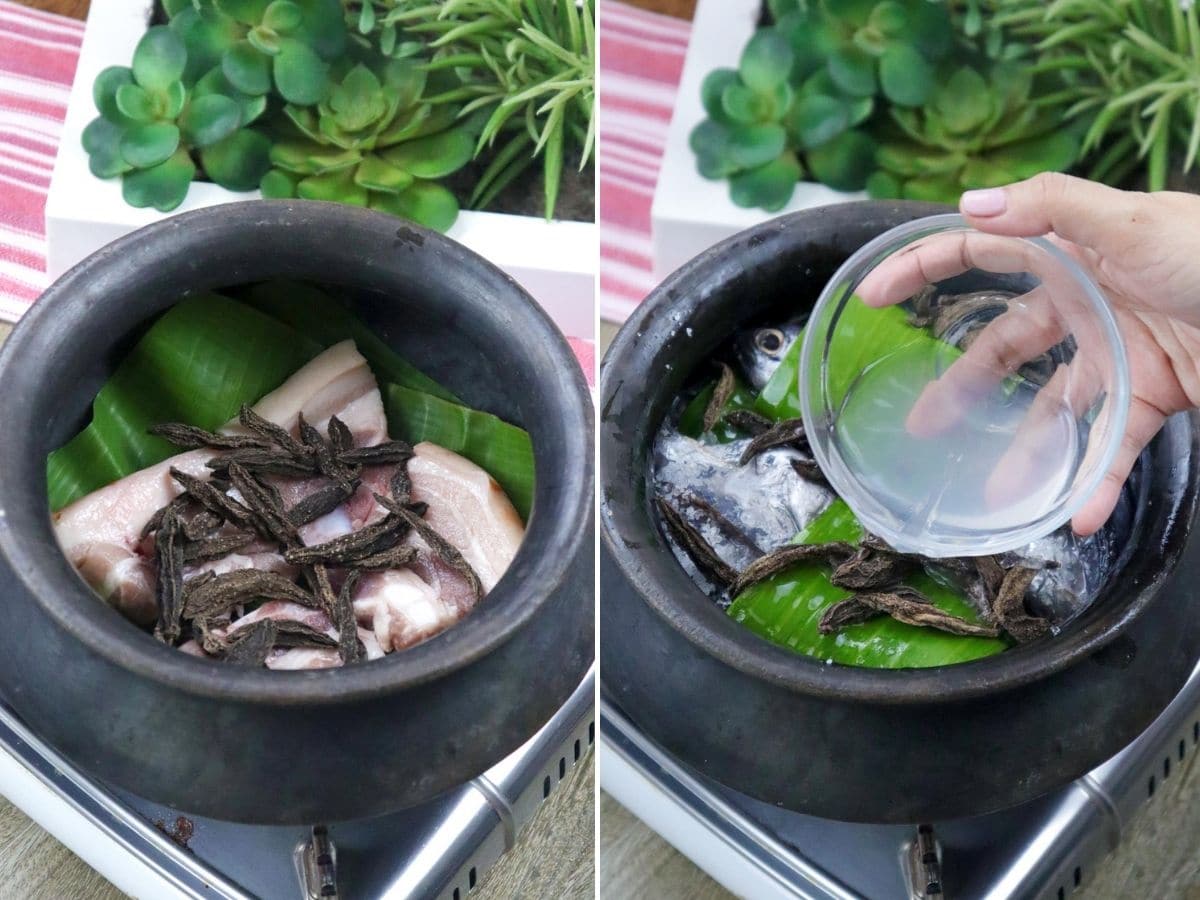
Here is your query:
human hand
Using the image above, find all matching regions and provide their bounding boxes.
[859,173,1200,536]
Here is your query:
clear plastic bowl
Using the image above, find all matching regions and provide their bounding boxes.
[799,214,1130,558]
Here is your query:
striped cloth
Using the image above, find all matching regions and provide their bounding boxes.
[0,0,595,385]
[0,0,82,321]
[598,0,689,323]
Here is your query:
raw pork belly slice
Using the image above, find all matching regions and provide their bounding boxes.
[54,341,384,622]
[217,600,384,670]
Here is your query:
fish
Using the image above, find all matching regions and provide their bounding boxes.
[733,321,803,390]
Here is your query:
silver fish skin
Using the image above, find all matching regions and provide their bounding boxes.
[733,321,804,390]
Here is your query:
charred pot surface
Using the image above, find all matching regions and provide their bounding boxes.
[599,201,1200,823]
[0,202,593,824]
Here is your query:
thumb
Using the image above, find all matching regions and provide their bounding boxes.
[959,173,1144,256]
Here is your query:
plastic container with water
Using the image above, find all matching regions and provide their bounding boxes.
[799,215,1130,558]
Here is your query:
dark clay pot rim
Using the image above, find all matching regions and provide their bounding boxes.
[600,201,1197,707]
[0,201,593,707]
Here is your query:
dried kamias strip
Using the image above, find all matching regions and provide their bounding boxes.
[183,569,315,621]
[299,414,358,487]
[141,493,192,539]
[272,620,339,649]
[830,546,916,591]
[327,415,355,454]
[389,465,413,506]
[150,422,268,451]
[738,418,809,465]
[207,451,318,479]
[656,496,737,586]
[730,542,856,597]
[377,495,484,601]
[333,568,362,664]
[849,587,1000,638]
[154,507,186,643]
[170,468,255,528]
[992,566,1049,643]
[789,458,829,488]
[353,544,419,570]
[702,363,737,433]
[228,463,297,546]
[723,409,772,436]
[284,514,406,566]
[222,619,278,666]
[286,479,360,527]
[818,596,882,633]
[180,532,256,563]
[341,441,414,468]
[238,404,310,458]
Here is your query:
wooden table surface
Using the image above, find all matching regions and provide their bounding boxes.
[0,0,597,887]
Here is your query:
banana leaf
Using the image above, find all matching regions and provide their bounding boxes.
[48,294,322,511]
[48,292,535,521]
[727,500,1009,668]
[677,374,757,442]
[241,280,461,403]
[384,384,534,519]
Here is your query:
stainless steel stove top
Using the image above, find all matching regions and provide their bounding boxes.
[601,661,1200,900]
[0,666,594,900]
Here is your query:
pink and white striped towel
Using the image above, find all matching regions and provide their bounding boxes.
[598,0,689,324]
[0,0,82,320]
[0,0,594,384]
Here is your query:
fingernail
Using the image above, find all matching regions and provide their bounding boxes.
[961,188,1007,216]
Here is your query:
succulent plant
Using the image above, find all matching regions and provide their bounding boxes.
[767,0,955,109]
[259,60,476,230]
[82,26,271,211]
[343,0,595,220]
[165,0,346,105]
[690,27,881,210]
[865,59,1080,202]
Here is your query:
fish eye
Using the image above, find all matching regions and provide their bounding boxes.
[755,328,784,356]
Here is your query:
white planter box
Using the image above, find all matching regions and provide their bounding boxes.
[46,0,596,341]
[650,0,865,283]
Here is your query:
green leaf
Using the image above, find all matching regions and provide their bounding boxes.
[384,383,533,520]
[806,128,876,191]
[370,179,459,232]
[297,167,369,205]
[381,57,427,109]
[739,29,793,92]
[161,80,187,119]
[115,84,156,123]
[240,280,461,403]
[328,65,386,132]
[728,154,801,211]
[93,66,134,122]
[987,130,1079,179]
[865,169,902,198]
[879,44,934,107]
[194,66,267,125]
[132,26,187,93]
[934,67,992,134]
[223,40,272,95]
[246,27,282,55]
[727,123,787,170]
[378,126,474,178]
[200,129,272,191]
[215,0,271,26]
[121,149,196,211]
[721,82,772,124]
[269,140,360,175]
[171,7,244,83]
[179,94,242,147]
[162,0,190,18]
[273,37,329,105]
[119,122,181,169]
[690,120,737,179]
[827,45,876,97]
[263,0,302,32]
[82,117,132,178]
[787,93,848,149]
[728,501,1008,668]
[353,154,414,193]
[699,68,739,123]
[259,168,297,197]
[293,0,346,60]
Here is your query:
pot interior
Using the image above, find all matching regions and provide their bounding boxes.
[601,203,1198,700]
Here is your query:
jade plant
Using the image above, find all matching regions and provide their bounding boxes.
[83,26,270,211]
[260,61,477,230]
[866,60,1080,200]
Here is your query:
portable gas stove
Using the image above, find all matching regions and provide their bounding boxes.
[0,666,594,899]
[601,660,1200,900]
